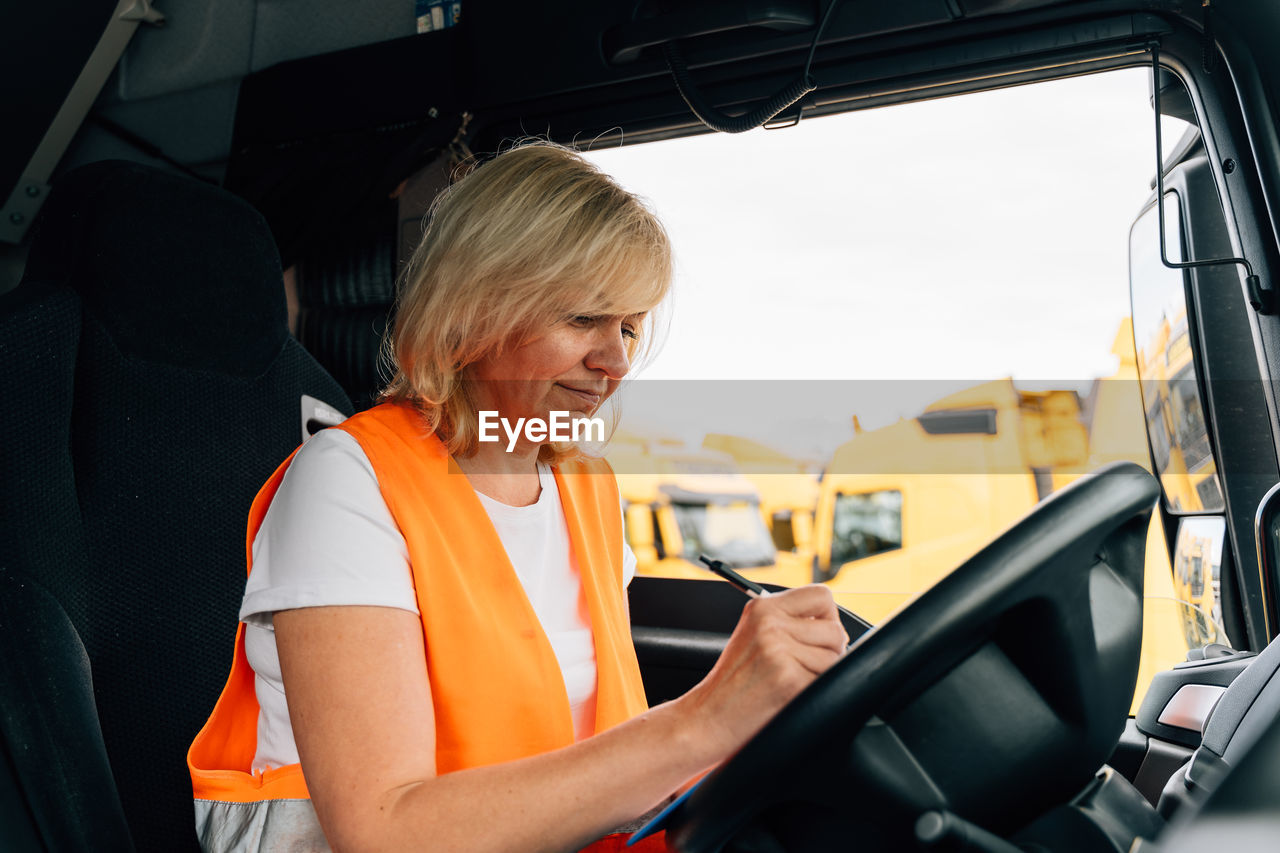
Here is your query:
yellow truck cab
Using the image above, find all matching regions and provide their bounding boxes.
[812,378,1088,623]
[608,439,810,588]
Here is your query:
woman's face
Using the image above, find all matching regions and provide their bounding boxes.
[469,312,643,427]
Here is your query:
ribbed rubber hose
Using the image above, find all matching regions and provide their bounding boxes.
[663,42,816,133]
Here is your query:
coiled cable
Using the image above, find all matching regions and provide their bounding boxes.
[663,0,840,133]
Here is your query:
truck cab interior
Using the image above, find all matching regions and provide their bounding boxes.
[3,1,1280,851]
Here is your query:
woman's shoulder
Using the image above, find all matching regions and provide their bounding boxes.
[244,426,414,622]
[289,426,376,484]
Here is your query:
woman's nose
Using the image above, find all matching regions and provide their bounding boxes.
[586,326,630,379]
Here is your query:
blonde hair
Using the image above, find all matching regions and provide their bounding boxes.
[383,140,672,461]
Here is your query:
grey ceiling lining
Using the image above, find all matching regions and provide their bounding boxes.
[111,0,418,104]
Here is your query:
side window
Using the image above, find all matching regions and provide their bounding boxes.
[770,511,797,553]
[831,491,902,567]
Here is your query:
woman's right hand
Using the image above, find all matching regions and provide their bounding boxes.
[674,584,849,761]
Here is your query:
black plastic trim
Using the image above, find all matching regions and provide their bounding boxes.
[1133,650,1255,748]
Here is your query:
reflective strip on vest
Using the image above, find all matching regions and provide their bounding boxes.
[188,402,652,851]
[194,799,326,853]
[195,795,669,853]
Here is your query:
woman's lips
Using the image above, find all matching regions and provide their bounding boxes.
[557,383,602,409]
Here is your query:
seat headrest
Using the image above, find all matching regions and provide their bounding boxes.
[23,161,288,377]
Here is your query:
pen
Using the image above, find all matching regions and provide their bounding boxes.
[698,554,769,598]
[698,554,858,649]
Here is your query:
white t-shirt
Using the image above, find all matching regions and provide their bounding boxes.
[240,429,636,773]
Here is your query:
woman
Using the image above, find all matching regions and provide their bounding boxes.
[189,141,847,852]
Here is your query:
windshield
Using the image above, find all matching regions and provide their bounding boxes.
[671,501,777,569]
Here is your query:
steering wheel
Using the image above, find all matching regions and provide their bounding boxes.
[665,462,1161,852]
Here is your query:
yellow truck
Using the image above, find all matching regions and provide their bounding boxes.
[811,378,1090,623]
[606,438,811,589]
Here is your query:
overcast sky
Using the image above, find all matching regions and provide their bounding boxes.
[581,67,1191,457]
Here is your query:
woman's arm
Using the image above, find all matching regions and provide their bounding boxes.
[274,584,846,853]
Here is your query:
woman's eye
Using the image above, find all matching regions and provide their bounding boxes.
[569,315,638,340]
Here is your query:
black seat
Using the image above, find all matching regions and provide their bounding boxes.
[0,162,352,851]
[1149,634,1280,852]
[0,281,132,851]
[0,567,133,852]
[1155,703,1280,852]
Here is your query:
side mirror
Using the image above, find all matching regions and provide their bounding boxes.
[1171,515,1229,650]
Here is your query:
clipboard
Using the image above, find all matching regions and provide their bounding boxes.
[627,779,704,846]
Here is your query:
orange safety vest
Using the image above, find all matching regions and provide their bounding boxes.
[188,402,669,852]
